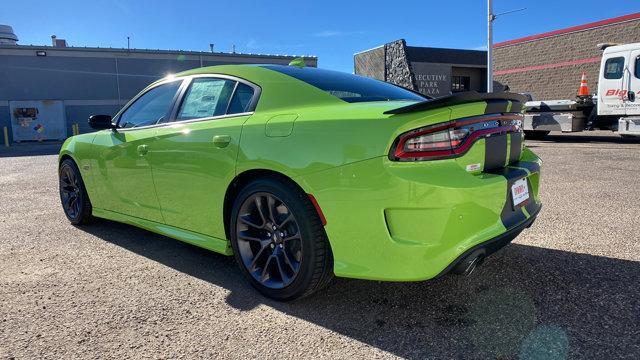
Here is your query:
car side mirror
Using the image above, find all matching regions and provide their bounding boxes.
[628,91,636,102]
[88,115,115,130]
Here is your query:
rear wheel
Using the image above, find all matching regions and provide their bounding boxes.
[524,130,550,140]
[59,158,93,225]
[229,177,333,301]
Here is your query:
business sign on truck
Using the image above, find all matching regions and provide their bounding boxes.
[9,100,66,142]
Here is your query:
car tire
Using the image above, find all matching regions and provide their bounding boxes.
[524,130,550,140]
[59,158,93,225]
[229,176,333,301]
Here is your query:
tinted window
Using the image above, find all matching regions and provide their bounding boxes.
[604,57,625,79]
[636,56,640,79]
[178,78,236,120]
[262,65,426,103]
[118,81,181,128]
[227,83,255,114]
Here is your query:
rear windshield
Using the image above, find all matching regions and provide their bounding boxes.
[261,65,426,103]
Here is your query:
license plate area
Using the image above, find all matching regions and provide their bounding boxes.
[511,178,530,208]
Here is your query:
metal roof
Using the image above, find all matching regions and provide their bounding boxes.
[0,43,316,59]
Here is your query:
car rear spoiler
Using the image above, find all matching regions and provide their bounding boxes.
[383,91,528,115]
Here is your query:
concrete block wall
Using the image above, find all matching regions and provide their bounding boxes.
[494,14,640,100]
[0,46,316,143]
[354,46,385,81]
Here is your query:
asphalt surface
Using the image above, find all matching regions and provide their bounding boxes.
[1,133,639,359]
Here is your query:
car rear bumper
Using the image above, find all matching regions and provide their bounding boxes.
[435,204,540,278]
[297,149,542,281]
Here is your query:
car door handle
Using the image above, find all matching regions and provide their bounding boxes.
[137,144,149,155]
[213,135,231,148]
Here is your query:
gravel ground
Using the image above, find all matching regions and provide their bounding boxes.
[1,132,639,359]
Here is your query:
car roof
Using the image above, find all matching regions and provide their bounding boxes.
[168,64,344,112]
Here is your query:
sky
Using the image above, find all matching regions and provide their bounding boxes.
[2,0,639,73]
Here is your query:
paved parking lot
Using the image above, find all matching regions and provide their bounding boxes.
[1,132,639,359]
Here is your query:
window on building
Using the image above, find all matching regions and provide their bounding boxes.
[635,55,640,79]
[604,57,625,79]
[118,80,182,128]
[177,78,237,120]
[451,76,471,93]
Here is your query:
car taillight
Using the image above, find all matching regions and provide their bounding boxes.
[390,114,523,161]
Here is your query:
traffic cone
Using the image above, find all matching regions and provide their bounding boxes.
[578,72,590,97]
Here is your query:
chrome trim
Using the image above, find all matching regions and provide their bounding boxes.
[112,73,261,131]
[115,111,254,132]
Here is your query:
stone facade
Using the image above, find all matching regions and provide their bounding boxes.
[384,40,417,90]
[354,40,417,90]
[355,39,486,96]
[494,14,640,100]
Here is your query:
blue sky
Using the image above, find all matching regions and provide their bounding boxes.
[2,1,639,73]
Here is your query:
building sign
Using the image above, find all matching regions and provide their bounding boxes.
[410,62,452,96]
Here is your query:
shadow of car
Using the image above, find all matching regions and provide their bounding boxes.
[79,219,639,359]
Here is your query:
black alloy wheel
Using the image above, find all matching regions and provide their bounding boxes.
[230,177,333,301]
[235,192,302,289]
[59,159,93,225]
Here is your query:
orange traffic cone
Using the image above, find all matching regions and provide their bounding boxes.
[578,72,590,97]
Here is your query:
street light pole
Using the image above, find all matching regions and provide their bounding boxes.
[487,2,526,93]
[487,0,494,93]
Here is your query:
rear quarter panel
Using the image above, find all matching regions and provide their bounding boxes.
[235,102,452,179]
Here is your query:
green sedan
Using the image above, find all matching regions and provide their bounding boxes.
[58,63,541,300]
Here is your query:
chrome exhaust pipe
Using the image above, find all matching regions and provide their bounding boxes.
[451,249,486,276]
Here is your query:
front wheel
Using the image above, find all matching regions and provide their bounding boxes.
[229,177,333,301]
[59,158,93,225]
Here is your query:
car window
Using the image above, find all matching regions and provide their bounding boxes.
[635,55,640,79]
[118,81,181,128]
[177,78,236,120]
[261,65,426,103]
[604,57,625,80]
[227,83,255,114]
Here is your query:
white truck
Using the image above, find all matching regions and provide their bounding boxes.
[523,42,640,139]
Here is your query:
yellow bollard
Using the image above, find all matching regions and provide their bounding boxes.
[3,126,8,147]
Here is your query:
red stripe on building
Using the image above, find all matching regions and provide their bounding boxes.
[494,12,640,48]
[494,56,601,76]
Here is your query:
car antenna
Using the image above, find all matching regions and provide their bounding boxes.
[288,57,305,67]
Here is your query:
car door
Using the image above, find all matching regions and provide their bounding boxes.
[598,53,627,116]
[91,79,183,223]
[150,76,259,238]
[628,49,640,116]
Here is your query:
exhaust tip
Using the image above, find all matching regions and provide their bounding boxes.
[451,249,486,276]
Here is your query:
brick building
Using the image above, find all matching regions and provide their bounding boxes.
[494,12,640,100]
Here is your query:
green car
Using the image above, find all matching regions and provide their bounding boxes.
[58,64,541,300]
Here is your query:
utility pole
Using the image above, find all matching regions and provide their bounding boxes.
[487,0,494,92]
[487,1,526,93]
[127,36,130,51]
